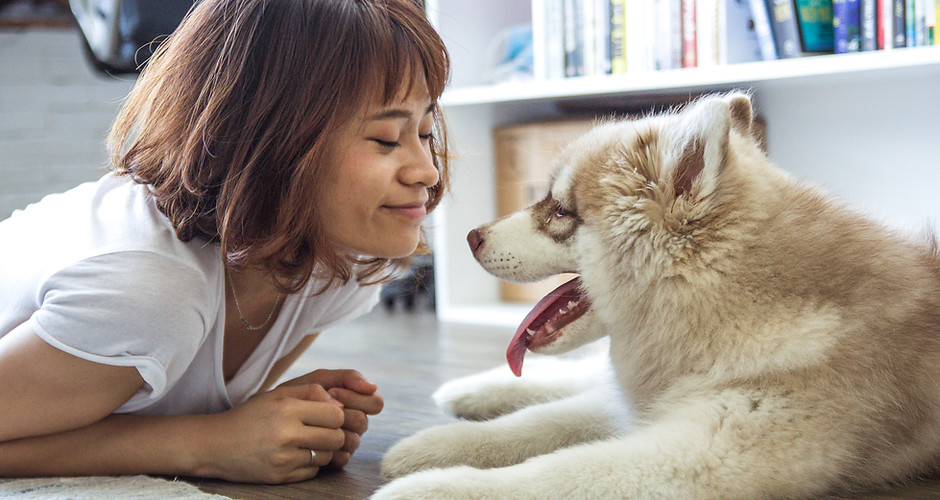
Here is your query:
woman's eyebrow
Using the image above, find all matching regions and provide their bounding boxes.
[367,103,436,121]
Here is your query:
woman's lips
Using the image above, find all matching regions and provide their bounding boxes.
[383,202,427,220]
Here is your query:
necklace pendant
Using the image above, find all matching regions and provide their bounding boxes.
[241,318,252,330]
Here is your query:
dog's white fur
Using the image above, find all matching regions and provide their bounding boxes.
[373,92,940,499]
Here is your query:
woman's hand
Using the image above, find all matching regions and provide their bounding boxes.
[195,383,347,484]
[278,369,385,468]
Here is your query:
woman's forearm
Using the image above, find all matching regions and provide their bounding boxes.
[0,413,213,478]
[0,384,348,484]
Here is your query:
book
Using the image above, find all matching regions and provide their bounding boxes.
[749,0,781,58]
[860,0,877,48]
[834,0,862,52]
[877,0,887,48]
[915,0,927,45]
[653,0,684,70]
[928,0,937,43]
[594,0,612,75]
[493,120,594,302]
[766,0,806,57]
[611,0,628,73]
[625,0,655,72]
[581,0,597,75]
[795,0,836,52]
[532,0,566,80]
[906,0,915,46]
[682,0,698,66]
[563,0,585,77]
[721,0,765,64]
[697,0,720,66]
[929,0,938,43]
[893,0,907,46]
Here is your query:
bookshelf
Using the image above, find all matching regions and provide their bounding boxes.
[425,1,940,326]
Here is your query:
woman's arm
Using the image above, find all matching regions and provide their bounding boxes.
[0,383,346,483]
[0,324,346,483]
[0,322,144,442]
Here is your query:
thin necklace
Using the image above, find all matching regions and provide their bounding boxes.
[226,269,281,331]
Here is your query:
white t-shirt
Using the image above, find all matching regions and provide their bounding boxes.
[0,174,380,416]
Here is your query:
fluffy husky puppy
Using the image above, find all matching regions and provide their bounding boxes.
[374,92,940,499]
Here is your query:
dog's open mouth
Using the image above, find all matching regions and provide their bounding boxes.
[507,277,591,376]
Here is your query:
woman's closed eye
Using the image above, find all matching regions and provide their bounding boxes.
[370,133,434,150]
[371,138,400,149]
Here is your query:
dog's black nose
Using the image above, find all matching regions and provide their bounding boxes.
[467,229,483,253]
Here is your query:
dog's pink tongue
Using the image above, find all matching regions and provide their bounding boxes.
[507,277,583,377]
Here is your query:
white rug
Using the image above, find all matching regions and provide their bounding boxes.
[0,476,231,499]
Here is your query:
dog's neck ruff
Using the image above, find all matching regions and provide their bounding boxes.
[507,277,590,376]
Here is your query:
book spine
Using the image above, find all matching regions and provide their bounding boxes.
[846,0,862,49]
[724,0,765,63]
[906,0,915,45]
[915,0,927,44]
[893,0,907,46]
[595,0,612,74]
[611,0,628,73]
[928,0,938,43]
[795,0,836,52]
[861,0,878,49]
[766,0,804,57]
[749,0,781,58]
[532,0,547,80]
[696,0,719,66]
[877,0,886,48]
[625,0,653,72]
[682,0,698,67]
[670,0,684,67]
[564,0,584,76]
[653,0,674,70]
[834,0,862,51]
[581,0,597,75]
[545,0,566,79]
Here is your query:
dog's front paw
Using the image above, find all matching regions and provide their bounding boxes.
[432,367,524,420]
[380,425,465,478]
[381,421,500,479]
[373,466,516,500]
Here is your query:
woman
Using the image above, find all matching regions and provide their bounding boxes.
[0,0,449,484]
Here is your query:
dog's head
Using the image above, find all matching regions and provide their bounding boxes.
[469,92,763,376]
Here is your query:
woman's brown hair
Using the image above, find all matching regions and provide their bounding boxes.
[107,0,450,293]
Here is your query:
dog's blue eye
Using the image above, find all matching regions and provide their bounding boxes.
[555,208,572,218]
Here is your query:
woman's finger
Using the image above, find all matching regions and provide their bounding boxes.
[329,451,351,469]
[340,408,369,434]
[295,424,346,451]
[328,387,384,415]
[293,400,345,429]
[340,428,361,453]
[301,448,333,468]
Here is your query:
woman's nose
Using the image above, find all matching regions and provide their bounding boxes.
[401,143,440,187]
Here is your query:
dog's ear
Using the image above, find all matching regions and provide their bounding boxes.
[670,93,750,199]
[727,92,754,136]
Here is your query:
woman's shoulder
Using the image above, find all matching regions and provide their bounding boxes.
[2,174,222,286]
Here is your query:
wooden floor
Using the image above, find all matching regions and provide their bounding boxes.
[187,308,940,500]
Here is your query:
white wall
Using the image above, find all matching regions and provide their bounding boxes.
[0,28,134,220]
[754,67,940,233]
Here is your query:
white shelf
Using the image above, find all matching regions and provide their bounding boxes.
[442,47,940,106]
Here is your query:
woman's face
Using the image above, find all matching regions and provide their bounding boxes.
[320,77,439,259]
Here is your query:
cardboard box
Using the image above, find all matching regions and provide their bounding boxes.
[493,119,594,303]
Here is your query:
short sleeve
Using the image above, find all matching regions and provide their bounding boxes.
[28,252,216,407]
